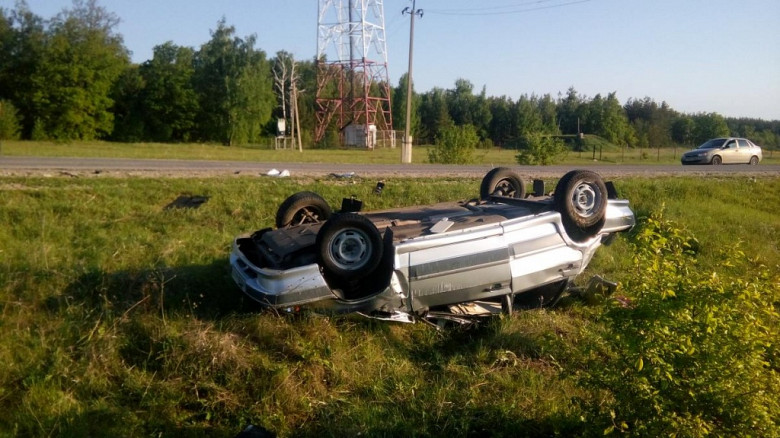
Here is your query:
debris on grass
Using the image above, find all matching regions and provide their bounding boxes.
[165,195,210,210]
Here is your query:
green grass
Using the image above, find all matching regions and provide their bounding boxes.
[3,139,778,165]
[1,175,778,436]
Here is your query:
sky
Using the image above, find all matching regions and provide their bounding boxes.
[4,0,780,120]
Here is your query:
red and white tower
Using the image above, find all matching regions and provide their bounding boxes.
[316,0,393,147]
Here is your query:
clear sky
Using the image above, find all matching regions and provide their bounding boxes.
[5,0,780,120]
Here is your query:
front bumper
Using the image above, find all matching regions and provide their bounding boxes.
[681,155,710,165]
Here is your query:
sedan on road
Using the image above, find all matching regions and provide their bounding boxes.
[681,137,762,165]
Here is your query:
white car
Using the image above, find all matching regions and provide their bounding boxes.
[681,137,763,165]
[230,169,635,322]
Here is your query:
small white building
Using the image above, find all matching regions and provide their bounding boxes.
[344,124,377,148]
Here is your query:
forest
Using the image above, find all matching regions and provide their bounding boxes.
[1,0,778,151]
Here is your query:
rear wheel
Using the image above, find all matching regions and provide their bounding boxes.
[480,167,526,200]
[554,170,607,242]
[711,155,722,165]
[316,213,383,281]
[276,191,332,228]
[749,156,759,165]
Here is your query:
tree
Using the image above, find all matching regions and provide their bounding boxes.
[487,95,512,147]
[193,19,274,145]
[272,50,293,135]
[0,99,21,139]
[671,116,694,146]
[31,0,129,140]
[418,87,451,144]
[624,97,676,148]
[139,42,198,142]
[0,2,46,138]
[428,123,478,164]
[599,92,634,146]
[445,79,491,139]
[109,64,144,141]
[391,73,420,138]
[513,95,543,137]
[691,112,729,144]
[515,133,566,165]
[556,87,584,135]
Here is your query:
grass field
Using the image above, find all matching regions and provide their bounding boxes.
[2,139,778,166]
[1,174,779,436]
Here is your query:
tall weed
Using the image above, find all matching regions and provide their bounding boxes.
[578,210,780,436]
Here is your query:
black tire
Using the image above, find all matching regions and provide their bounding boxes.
[316,213,383,281]
[275,191,332,228]
[749,156,759,165]
[711,155,722,165]
[553,170,607,242]
[480,167,526,200]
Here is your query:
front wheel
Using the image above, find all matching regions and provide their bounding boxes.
[554,170,607,242]
[316,213,383,281]
[711,155,722,165]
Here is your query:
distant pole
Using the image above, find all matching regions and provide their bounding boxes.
[294,85,303,152]
[402,1,422,164]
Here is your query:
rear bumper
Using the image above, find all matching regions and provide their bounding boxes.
[230,243,335,307]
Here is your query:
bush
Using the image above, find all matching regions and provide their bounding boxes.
[428,124,478,164]
[0,100,21,140]
[578,211,780,436]
[515,133,567,165]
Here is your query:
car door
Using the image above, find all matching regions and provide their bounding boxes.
[720,139,738,163]
[406,222,512,309]
[737,139,751,163]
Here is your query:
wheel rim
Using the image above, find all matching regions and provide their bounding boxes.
[571,182,601,218]
[494,179,516,197]
[329,228,371,270]
[750,157,758,165]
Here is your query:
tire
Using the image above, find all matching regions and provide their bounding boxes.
[480,167,526,200]
[275,191,332,228]
[749,156,759,165]
[316,213,383,281]
[711,155,722,165]
[553,170,607,242]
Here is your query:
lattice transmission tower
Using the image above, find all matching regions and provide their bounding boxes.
[315,0,393,147]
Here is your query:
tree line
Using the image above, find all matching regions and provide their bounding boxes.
[1,0,778,152]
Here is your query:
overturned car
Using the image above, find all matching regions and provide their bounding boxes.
[230,169,635,322]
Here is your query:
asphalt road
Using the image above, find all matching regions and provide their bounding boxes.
[1,155,779,178]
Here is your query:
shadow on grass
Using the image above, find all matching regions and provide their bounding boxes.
[296,403,584,437]
[57,257,264,322]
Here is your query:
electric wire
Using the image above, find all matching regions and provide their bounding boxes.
[425,0,591,16]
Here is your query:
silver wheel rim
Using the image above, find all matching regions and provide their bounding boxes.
[571,182,601,218]
[329,228,371,270]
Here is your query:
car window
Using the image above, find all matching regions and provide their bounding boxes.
[738,139,749,148]
[724,140,736,149]
[700,139,725,149]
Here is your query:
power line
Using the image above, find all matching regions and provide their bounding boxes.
[426,0,590,16]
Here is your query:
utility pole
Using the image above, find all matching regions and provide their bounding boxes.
[402,1,422,164]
